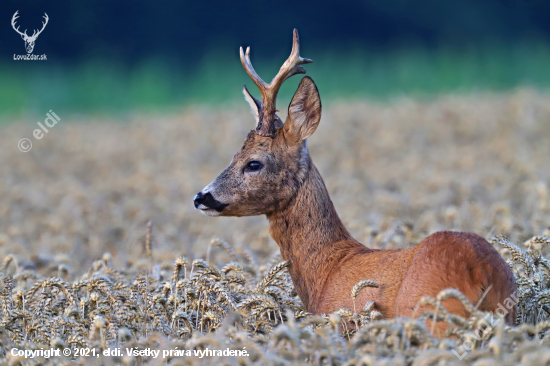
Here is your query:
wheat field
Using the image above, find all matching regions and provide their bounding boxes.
[1,89,550,365]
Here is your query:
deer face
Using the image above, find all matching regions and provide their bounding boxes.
[195,30,320,217]
[194,76,321,217]
[22,35,37,53]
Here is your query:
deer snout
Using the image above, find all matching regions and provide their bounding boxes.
[194,191,228,214]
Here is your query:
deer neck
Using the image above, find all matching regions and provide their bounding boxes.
[267,156,360,310]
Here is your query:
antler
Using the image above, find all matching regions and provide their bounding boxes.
[30,13,49,40]
[11,12,49,40]
[11,11,28,38]
[240,29,312,137]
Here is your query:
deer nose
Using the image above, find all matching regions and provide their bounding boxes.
[194,192,206,208]
[194,191,229,212]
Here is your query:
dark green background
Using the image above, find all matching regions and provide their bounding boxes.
[2,0,550,116]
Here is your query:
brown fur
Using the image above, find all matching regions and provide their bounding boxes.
[266,155,516,330]
[196,55,517,334]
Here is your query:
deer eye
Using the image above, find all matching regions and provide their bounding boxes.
[245,161,263,172]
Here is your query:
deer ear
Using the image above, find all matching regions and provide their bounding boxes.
[243,85,261,125]
[285,76,321,142]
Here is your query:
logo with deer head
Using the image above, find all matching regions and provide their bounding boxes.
[11,11,49,54]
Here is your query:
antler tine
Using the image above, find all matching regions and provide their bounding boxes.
[11,11,27,37]
[33,13,49,38]
[240,46,268,97]
[270,29,313,87]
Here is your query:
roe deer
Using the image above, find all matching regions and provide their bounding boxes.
[194,29,517,333]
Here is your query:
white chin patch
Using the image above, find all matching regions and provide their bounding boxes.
[198,208,221,217]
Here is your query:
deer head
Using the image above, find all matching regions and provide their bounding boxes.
[12,11,49,54]
[194,29,322,217]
